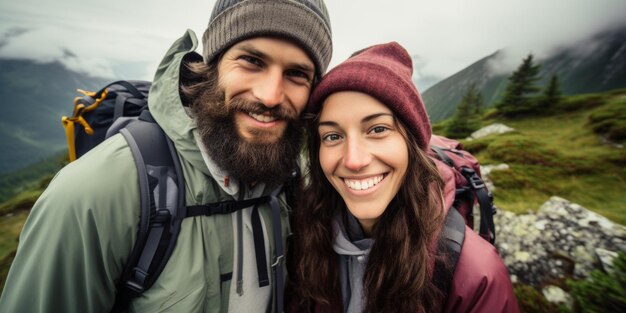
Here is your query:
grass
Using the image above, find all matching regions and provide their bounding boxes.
[0,189,46,216]
[0,210,29,292]
[0,211,28,261]
[460,89,626,224]
[0,183,47,282]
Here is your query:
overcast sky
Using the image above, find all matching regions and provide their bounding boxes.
[1,0,625,90]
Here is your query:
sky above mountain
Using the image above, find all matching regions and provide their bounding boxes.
[1,0,625,90]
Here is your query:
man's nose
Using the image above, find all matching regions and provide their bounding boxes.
[253,68,285,108]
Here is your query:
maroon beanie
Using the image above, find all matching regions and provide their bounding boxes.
[309,41,431,150]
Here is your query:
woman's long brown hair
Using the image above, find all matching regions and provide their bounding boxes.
[291,112,446,313]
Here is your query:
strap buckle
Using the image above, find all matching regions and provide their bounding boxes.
[461,167,485,189]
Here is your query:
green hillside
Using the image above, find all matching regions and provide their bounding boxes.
[0,153,66,204]
[437,88,626,224]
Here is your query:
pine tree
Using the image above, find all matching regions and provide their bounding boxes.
[467,83,484,114]
[537,74,562,110]
[496,54,541,116]
[446,83,482,138]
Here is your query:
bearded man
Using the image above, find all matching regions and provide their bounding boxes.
[0,1,332,312]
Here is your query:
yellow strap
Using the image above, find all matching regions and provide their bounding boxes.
[61,116,77,162]
[82,89,108,113]
[76,88,98,98]
[62,88,108,162]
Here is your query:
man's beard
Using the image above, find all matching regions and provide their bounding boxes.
[190,78,304,186]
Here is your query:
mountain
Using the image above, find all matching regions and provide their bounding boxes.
[422,27,626,122]
[0,59,110,174]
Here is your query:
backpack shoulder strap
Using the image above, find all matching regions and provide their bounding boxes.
[459,167,497,244]
[111,110,186,313]
[430,144,497,244]
[433,208,466,298]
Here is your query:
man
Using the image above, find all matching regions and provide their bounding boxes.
[0,0,332,312]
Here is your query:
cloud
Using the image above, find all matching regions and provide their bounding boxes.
[0,27,117,78]
[326,0,626,79]
[0,0,209,79]
[1,0,626,82]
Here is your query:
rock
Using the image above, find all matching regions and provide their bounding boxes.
[542,285,573,309]
[533,220,548,231]
[515,251,531,262]
[596,248,619,275]
[469,123,515,139]
[481,164,510,176]
[494,196,626,286]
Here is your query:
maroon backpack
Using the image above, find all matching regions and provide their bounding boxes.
[429,134,496,243]
[428,135,497,295]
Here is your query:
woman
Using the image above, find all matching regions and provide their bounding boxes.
[289,42,519,313]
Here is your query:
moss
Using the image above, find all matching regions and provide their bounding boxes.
[606,88,626,96]
[460,138,490,155]
[0,189,42,216]
[607,151,626,167]
[566,253,626,313]
[0,250,16,295]
[587,95,626,143]
[486,135,561,166]
[514,284,568,313]
[557,93,607,112]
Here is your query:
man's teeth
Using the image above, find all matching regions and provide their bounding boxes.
[344,175,384,191]
[249,112,277,123]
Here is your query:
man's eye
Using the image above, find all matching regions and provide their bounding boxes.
[286,69,311,84]
[241,55,263,67]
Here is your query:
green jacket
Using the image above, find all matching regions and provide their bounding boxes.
[0,30,292,313]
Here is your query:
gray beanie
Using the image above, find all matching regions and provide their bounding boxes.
[202,0,333,79]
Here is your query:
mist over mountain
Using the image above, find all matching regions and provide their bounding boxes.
[422,27,626,121]
[411,55,444,91]
[0,59,110,174]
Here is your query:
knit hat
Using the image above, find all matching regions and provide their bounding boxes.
[309,42,432,149]
[203,0,333,80]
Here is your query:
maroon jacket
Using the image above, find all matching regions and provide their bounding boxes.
[287,229,519,313]
[442,226,520,313]
[286,214,519,312]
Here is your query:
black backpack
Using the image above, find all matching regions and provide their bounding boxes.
[62,81,290,313]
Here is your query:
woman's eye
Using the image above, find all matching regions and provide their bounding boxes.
[322,133,342,142]
[370,126,389,134]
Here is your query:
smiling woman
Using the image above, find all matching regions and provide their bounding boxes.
[288,42,519,313]
[317,91,409,235]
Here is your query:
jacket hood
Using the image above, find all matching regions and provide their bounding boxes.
[149,29,210,176]
[332,212,372,256]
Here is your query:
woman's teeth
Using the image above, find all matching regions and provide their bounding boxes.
[344,175,384,191]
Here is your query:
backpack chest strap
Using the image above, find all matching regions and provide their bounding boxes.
[185,196,270,217]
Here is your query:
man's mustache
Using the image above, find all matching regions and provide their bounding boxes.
[229,97,298,121]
